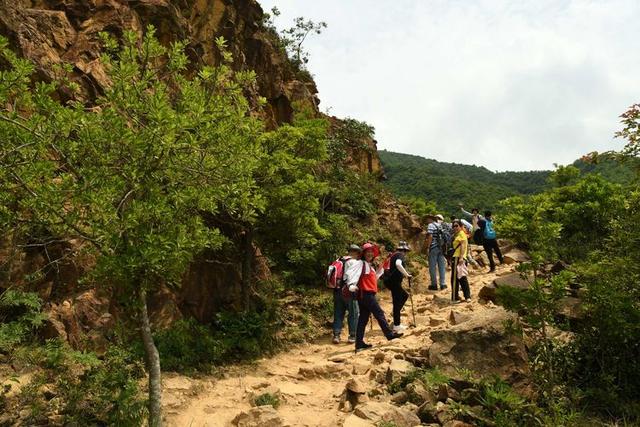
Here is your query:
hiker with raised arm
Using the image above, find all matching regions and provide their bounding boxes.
[346,242,403,352]
[326,244,362,344]
[459,204,483,232]
[450,220,472,303]
[478,211,503,272]
[382,241,412,333]
[425,214,447,291]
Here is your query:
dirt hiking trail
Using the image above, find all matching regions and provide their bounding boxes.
[164,263,517,427]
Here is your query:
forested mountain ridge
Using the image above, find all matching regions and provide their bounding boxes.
[379,149,636,214]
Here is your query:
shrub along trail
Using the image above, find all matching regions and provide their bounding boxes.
[165,262,518,427]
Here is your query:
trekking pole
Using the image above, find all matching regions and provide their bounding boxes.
[408,276,417,327]
[369,314,373,331]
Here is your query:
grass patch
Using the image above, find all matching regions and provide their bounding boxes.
[254,392,280,408]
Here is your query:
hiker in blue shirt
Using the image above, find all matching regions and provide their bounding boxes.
[477,211,503,272]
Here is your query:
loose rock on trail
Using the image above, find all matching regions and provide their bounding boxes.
[165,262,522,427]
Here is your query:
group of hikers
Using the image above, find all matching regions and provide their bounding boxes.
[326,204,504,352]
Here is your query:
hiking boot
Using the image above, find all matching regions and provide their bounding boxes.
[451,299,461,304]
[355,343,373,353]
[388,331,404,341]
[332,336,340,344]
[393,324,407,333]
[427,286,438,291]
[464,298,472,303]
[440,286,448,291]
[347,336,356,344]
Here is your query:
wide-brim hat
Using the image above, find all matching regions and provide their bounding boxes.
[361,242,380,258]
[435,214,444,221]
[396,241,411,251]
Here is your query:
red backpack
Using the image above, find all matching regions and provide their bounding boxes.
[326,256,351,289]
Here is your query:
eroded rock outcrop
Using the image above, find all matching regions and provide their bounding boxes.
[428,307,531,394]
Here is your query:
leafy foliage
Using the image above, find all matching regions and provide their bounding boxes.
[254,392,281,408]
[0,290,47,352]
[388,367,450,394]
[498,162,640,420]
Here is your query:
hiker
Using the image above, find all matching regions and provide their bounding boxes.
[425,215,447,290]
[478,211,503,272]
[346,242,403,352]
[326,244,361,344]
[450,220,471,302]
[382,241,412,333]
[459,205,482,231]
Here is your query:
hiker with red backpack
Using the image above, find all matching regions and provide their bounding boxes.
[326,244,362,344]
[345,242,403,352]
[382,241,413,333]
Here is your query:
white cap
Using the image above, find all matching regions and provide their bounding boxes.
[435,214,444,221]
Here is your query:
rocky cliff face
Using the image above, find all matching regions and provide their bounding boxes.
[0,0,318,126]
[0,0,394,346]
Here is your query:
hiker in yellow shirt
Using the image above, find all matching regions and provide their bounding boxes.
[450,220,471,303]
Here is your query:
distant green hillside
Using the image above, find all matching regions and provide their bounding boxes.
[379,150,636,216]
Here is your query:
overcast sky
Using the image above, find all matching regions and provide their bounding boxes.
[259,0,639,171]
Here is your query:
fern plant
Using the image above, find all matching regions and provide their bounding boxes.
[0,289,47,352]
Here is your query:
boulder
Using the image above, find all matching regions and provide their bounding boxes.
[437,384,461,402]
[416,402,439,424]
[428,308,531,393]
[478,272,532,303]
[502,249,530,264]
[346,378,367,394]
[340,378,369,410]
[386,359,415,384]
[448,311,471,326]
[354,402,420,427]
[391,391,409,404]
[232,405,283,427]
[406,381,437,405]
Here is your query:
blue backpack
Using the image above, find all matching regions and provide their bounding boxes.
[484,219,497,239]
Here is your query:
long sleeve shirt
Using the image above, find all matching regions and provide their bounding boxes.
[343,259,383,287]
[460,208,484,231]
[395,258,410,277]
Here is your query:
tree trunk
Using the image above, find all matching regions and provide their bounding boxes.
[139,288,162,427]
[241,227,254,309]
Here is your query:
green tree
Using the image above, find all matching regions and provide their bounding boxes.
[0,28,263,426]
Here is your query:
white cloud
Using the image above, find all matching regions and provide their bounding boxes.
[259,0,640,171]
